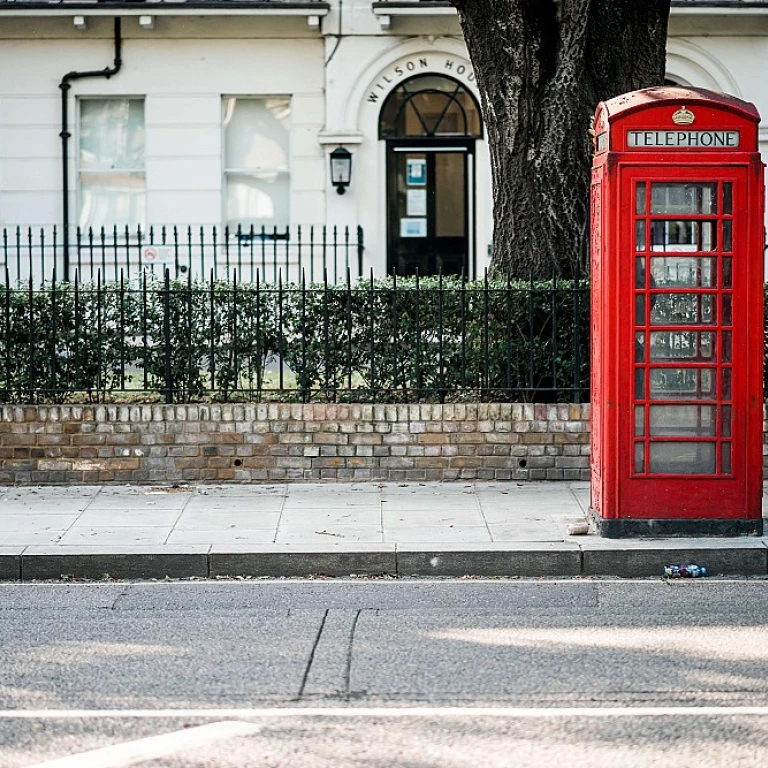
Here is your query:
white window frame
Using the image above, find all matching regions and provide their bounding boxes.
[76,96,146,234]
[222,95,292,236]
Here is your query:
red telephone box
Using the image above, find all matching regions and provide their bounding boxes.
[590,87,764,537]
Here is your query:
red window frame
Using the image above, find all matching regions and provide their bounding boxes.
[619,166,748,492]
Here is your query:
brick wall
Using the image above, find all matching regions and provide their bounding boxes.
[0,404,591,485]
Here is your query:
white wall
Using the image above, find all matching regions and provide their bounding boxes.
[0,16,326,232]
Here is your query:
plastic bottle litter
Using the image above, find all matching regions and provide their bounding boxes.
[567,520,590,536]
[663,564,707,578]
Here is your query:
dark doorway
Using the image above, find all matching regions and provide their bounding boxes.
[379,75,483,277]
[386,141,472,276]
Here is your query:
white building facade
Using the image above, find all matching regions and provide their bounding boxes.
[0,0,766,281]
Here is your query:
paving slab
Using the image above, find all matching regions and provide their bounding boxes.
[0,514,83,531]
[182,497,285,512]
[71,509,183,528]
[276,524,384,544]
[1,486,100,498]
[382,509,486,526]
[0,500,92,514]
[85,495,190,511]
[171,511,282,532]
[194,484,287,495]
[487,522,565,542]
[384,525,492,544]
[57,526,173,546]
[1,530,69,546]
[166,528,279,546]
[278,509,382,525]
[281,496,379,510]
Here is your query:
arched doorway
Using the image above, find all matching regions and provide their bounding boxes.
[379,75,483,276]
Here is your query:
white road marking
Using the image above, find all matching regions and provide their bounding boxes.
[23,720,261,768]
[3,706,768,721]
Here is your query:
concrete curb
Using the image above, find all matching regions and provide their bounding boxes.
[2,542,767,580]
[0,554,21,581]
[21,553,209,581]
[396,544,582,577]
[580,541,768,578]
[210,550,398,578]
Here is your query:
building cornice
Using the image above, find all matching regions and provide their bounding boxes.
[0,0,329,20]
[370,1,768,28]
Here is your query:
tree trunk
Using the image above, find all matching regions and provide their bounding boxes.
[452,0,671,278]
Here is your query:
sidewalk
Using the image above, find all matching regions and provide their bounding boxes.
[1,482,766,580]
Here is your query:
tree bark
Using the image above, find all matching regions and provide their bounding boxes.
[452,0,671,278]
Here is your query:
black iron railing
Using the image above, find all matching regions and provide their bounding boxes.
[1,225,365,286]
[0,270,590,404]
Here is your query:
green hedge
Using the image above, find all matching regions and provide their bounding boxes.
[0,275,591,403]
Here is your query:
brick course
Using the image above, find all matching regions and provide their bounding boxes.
[1,402,766,484]
[0,403,592,484]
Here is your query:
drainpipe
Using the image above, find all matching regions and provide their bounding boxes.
[324,0,342,67]
[59,17,123,281]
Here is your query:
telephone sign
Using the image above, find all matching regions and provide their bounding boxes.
[627,130,739,149]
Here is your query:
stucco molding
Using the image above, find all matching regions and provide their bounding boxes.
[344,36,478,136]
[666,38,742,96]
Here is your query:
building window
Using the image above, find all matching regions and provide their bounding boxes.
[379,75,482,139]
[78,98,145,231]
[223,97,291,231]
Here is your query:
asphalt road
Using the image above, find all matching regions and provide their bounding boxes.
[1,579,768,767]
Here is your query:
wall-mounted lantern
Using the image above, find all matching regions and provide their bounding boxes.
[330,146,352,194]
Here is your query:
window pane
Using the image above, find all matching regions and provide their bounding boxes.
[722,182,732,215]
[722,368,732,399]
[650,293,716,325]
[418,95,471,136]
[651,183,717,214]
[722,295,732,325]
[722,332,732,363]
[649,405,717,437]
[649,331,715,362]
[722,442,732,474]
[722,405,732,437]
[636,183,646,215]
[80,99,144,170]
[223,97,290,171]
[78,173,145,230]
[635,332,646,362]
[636,221,646,252]
[722,258,732,288]
[435,153,465,237]
[635,258,645,288]
[723,221,733,252]
[635,406,645,436]
[649,257,715,288]
[635,294,646,325]
[379,75,482,138]
[226,172,290,229]
[651,220,717,252]
[649,442,716,474]
[649,368,716,400]
[635,442,645,473]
